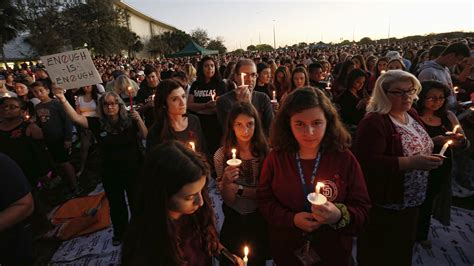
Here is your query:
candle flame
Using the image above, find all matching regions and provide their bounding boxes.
[470,107,474,111]
[232,148,236,153]
[244,246,249,256]
[381,70,386,74]
[447,140,453,145]
[315,182,325,194]
[453,86,459,94]
[189,142,195,151]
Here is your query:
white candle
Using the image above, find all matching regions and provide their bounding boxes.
[453,86,459,94]
[240,73,246,86]
[439,140,453,157]
[25,114,30,121]
[307,182,327,205]
[272,90,276,101]
[325,81,331,90]
[243,246,249,266]
[210,90,216,101]
[227,148,242,166]
[452,125,460,134]
[231,148,237,160]
[381,70,386,74]
[189,142,195,151]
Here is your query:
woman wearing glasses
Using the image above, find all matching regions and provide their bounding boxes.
[414,80,468,249]
[353,70,444,266]
[53,88,147,246]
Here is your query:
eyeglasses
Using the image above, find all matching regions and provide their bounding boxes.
[425,96,445,102]
[386,88,417,97]
[1,104,20,110]
[103,101,118,107]
[241,72,258,79]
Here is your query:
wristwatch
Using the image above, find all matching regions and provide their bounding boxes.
[237,185,244,197]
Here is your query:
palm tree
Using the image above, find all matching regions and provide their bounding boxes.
[0,0,26,66]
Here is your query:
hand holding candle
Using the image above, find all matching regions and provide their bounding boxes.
[307,182,327,205]
[446,125,460,135]
[210,90,216,101]
[271,90,277,102]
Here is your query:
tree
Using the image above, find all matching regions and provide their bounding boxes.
[359,37,372,44]
[340,40,351,45]
[233,48,245,54]
[147,30,191,57]
[255,44,274,52]
[0,0,26,64]
[297,42,307,49]
[247,45,256,51]
[207,37,227,54]
[191,28,210,47]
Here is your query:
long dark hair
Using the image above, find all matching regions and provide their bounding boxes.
[76,84,99,102]
[196,56,221,85]
[416,80,452,127]
[122,141,219,265]
[346,69,369,98]
[222,102,269,161]
[290,66,309,91]
[273,66,291,98]
[153,79,185,142]
[271,87,351,153]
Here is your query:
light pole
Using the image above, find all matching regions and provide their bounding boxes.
[272,20,276,49]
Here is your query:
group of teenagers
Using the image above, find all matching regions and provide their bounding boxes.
[0,40,472,266]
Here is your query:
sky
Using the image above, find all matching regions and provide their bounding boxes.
[125,0,473,51]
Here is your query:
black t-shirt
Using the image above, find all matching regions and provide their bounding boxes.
[254,83,276,99]
[189,80,227,103]
[87,117,142,171]
[0,153,31,211]
[146,114,208,156]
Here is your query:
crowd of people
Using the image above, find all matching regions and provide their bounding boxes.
[1,38,473,265]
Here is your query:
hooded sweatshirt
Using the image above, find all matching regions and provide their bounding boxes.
[418,60,455,108]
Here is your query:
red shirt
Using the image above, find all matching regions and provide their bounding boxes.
[258,149,371,266]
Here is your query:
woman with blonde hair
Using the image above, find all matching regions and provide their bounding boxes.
[354,70,444,266]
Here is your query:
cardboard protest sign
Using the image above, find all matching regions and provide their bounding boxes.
[40,49,102,90]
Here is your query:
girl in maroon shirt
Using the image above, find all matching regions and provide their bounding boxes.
[258,87,371,266]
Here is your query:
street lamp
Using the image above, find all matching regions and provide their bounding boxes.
[272,20,276,49]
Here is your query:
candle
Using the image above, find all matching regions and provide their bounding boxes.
[272,90,276,101]
[127,86,134,111]
[240,73,246,86]
[152,94,155,102]
[453,86,459,94]
[74,96,78,106]
[452,125,460,134]
[381,70,386,74]
[210,90,216,101]
[316,182,325,194]
[189,142,195,151]
[325,81,331,90]
[307,182,327,205]
[227,148,242,166]
[243,246,249,266]
[25,114,30,121]
[439,140,453,157]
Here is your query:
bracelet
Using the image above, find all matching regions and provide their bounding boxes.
[329,203,350,230]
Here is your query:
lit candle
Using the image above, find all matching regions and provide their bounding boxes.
[471,107,474,111]
[316,182,325,194]
[210,90,216,101]
[272,90,277,101]
[307,182,327,205]
[25,114,30,121]
[227,148,242,166]
[325,81,331,90]
[240,73,246,86]
[439,140,453,157]
[453,86,459,94]
[189,142,195,151]
[152,94,155,102]
[452,125,460,134]
[243,246,249,266]
[127,86,134,111]
[381,70,386,74]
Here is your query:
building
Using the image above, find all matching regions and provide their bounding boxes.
[1,0,177,68]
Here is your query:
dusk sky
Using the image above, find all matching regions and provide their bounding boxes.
[126,0,473,51]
